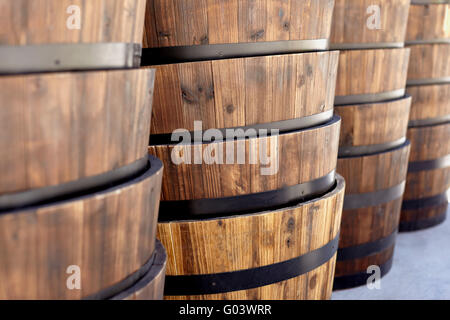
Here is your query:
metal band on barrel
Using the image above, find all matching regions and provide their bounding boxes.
[337,231,397,261]
[343,182,406,210]
[158,170,336,221]
[408,154,450,172]
[399,210,448,232]
[0,43,142,74]
[411,0,450,4]
[330,42,404,50]
[0,156,153,213]
[407,77,450,87]
[406,39,450,45]
[334,89,406,106]
[409,114,450,127]
[402,192,450,211]
[141,39,330,65]
[164,233,340,296]
[339,138,407,158]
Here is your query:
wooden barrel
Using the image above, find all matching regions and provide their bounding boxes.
[158,175,344,300]
[335,96,411,157]
[334,48,410,105]
[0,69,155,209]
[0,0,147,73]
[407,43,450,86]
[149,117,340,219]
[111,241,167,300]
[406,2,450,44]
[142,0,335,64]
[407,84,450,126]
[331,0,411,49]
[148,51,339,136]
[0,155,163,300]
[400,122,450,231]
[334,142,411,290]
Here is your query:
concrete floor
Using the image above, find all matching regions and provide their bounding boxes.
[332,207,450,300]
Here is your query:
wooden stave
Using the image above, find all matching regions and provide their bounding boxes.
[148,117,340,202]
[147,51,339,135]
[143,0,335,48]
[158,175,345,300]
[407,84,450,125]
[334,48,410,102]
[0,69,155,195]
[110,240,167,300]
[0,155,163,300]
[330,0,411,47]
[335,96,411,155]
[406,3,450,43]
[407,43,450,83]
[334,143,411,288]
[0,0,147,46]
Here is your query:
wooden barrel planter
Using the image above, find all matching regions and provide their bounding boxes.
[406,1,450,44]
[158,175,345,300]
[407,84,450,126]
[400,123,450,231]
[110,241,167,300]
[0,155,163,300]
[407,43,450,86]
[330,0,411,49]
[335,96,411,157]
[149,117,340,219]
[334,142,411,290]
[142,0,335,64]
[0,69,155,210]
[334,48,410,105]
[0,0,147,73]
[148,51,339,137]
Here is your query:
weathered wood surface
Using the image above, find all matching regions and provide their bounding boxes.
[158,176,345,300]
[0,69,155,195]
[407,84,450,124]
[407,44,450,81]
[406,3,450,42]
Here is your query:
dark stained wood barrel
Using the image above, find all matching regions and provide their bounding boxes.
[0,0,147,73]
[0,69,155,207]
[334,48,410,105]
[142,0,335,64]
[158,175,344,300]
[406,2,450,44]
[335,96,411,157]
[147,51,339,136]
[0,155,163,300]
[334,142,411,290]
[400,123,450,231]
[110,241,167,300]
[331,0,411,49]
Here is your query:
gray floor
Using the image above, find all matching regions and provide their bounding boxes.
[332,208,450,300]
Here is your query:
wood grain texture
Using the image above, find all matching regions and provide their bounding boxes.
[148,52,339,134]
[407,84,450,123]
[158,175,345,300]
[149,118,340,201]
[331,0,410,45]
[0,69,155,195]
[143,0,335,48]
[0,159,163,300]
[407,43,450,81]
[336,144,410,278]
[406,3,450,42]
[0,0,147,45]
[335,96,411,149]
[335,48,410,97]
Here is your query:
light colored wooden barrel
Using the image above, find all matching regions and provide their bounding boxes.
[0,0,147,46]
[111,241,167,301]
[0,69,154,197]
[401,122,450,231]
[335,142,411,289]
[149,118,340,217]
[407,84,450,126]
[331,0,410,48]
[334,48,410,105]
[148,52,339,135]
[407,43,450,85]
[406,2,450,44]
[158,175,345,300]
[0,156,163,300]
[335,96,411,157]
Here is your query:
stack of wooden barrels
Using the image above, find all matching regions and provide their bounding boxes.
[144,0,345,300]
[330,0,412,290]
[0,0,166,300]
[401,0,450,232]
